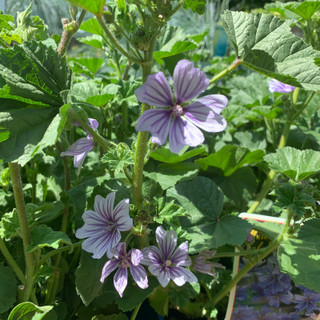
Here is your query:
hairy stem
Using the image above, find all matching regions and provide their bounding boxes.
[209,58,242,84]
[9,162,35,301]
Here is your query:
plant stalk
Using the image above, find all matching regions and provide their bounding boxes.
[209,58,242,84]
[9,162,35,301]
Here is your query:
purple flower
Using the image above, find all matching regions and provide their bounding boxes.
[135,60,228,153]
[268,79,295,94]
[192,250,225,279]
[61,118,98,175]
[231,306,259,320]
[276,312,300,320]
[141,226,198,287]
[256,306,278,320]
[75,192,133,259]
[264,287,293,307]
[100,242,148,297]
[294,287,320,314]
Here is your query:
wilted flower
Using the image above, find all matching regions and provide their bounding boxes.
[100,242,148,297]
[294,287,320,314]
[76,192,133,259]
[268,79,295,94]
[61,118,98,175]
[192,250,225,279]
[141,226,197,287]
[135,59,228,153]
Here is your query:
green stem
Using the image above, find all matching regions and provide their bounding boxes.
[130,301,143,320]
[57,9,86,56]
[248,90,314,214]
[209,58,242,84]
[67,108,112,152]
[9,162,35,301]
[213,247,267,258]
[168,0,185,19]
[0,237,25,284]
[211,210,293,306]
[39,241,82,266]
[96,15,143,65]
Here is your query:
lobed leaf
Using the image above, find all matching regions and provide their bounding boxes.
[7,302,56,320]
[66,0,105,15]
[222,10,320,91]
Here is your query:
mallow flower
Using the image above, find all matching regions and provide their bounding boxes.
[135,59,228,153]
[268,79,295,94]
[60,118,98,175]
[141,226,197,287]
[294,287,320,314]
[76,192,133,259]
[100,242,148,297]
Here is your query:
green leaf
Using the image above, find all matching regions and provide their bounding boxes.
[28,225,72,252]
[75,251,107,306]
[149,146,206,164]
[8,302,56,320]
[144,162,199,190]
[285,1,320,20]
[183,0,206,14]
[246,220,283,240]
[167,176,250,253]
[148,286,169,317]
[222,10,320,91]
[115,278,158,312]
[92,314,128,320]
[274,183,314,217]
[298,219,320,253]
[77,35,104,49]
[0,265,17,313]
[154,198,186,227]
[169,282,200,308]
[66,0,105,15]
[79,18,103,36]
[278,238,320,292]
[264,147,320,181]
[195,145,265,176]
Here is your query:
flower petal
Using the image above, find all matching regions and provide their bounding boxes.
[105,230,121,259]
[130,265,148,289]
[156,226,177,260]
[100,259,119,282]
[169,116,204,153]
[135,72,173,107]
[81,232,114,259]
[184,99,227,133]
[113,198,133,231]
[141,246,163,266]
[94,194,113,221]
[88,118,99,130]
[185,94,228,114]
[136,109,171,146]
[60,138,94,157]
[173,60,209,104]
[171,241,191,267]
[114,267,128,297]
[169,266,198,286]
[268,79,295,93]
[130,249,143,266]
[149,264,170,287]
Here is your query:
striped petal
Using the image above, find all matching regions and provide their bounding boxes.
[112,198,132,231]
[169,116,204,153]
[156,226,177,260]
[149,264,170,287]
[135,72,173,107]
[130,265,148,289]
[81,232,114,259]
[136,109,171,146]
[173,60,209,104]
[114,267,128,297]
[130,249,143,266]
[141,246,162,266]
[169,266,198,286]
[100,259,119,283]
[60,138,94,157]
[94,194,114,220]
[171,241,191,267]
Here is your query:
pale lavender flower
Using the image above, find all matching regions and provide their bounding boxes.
[268,79,295,94]
[294,287,320,314]
[75,192,133,259]
[141,226,198,287]
[100,242,148,297]
[135,59,228,153]
[61,118,98,175]
[192,250,225,279]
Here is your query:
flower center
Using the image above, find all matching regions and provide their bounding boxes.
[165,260,172,267]
[172,104,184,117]
[121,257,130,268]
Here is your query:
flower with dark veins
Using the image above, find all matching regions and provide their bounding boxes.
[61,118,98,175]
[268,79,295,94]
[100,242,148,297]
[135,59,228,153]
[76,192,133,259]
[294,287,320,314]
[141,226,197,287]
